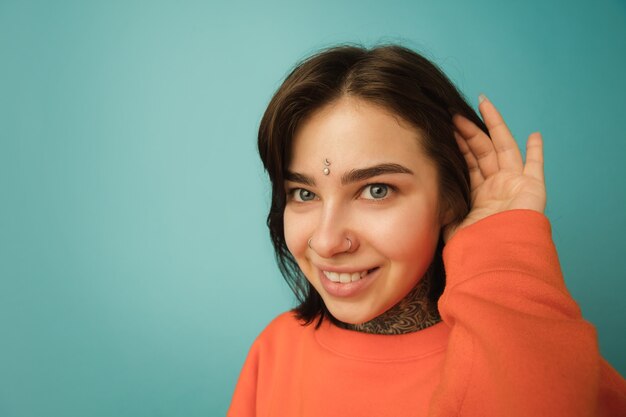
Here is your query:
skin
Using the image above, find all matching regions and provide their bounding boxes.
[335,268,442,335]
[444,95,546,242]
[284,94,546,334]
[284,96,451,329]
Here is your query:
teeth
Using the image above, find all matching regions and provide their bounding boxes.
[324,271,340,282]
[323,269,372,284]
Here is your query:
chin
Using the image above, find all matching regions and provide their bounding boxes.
[326,303,382,325]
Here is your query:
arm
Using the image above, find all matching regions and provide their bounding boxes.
[431,209,616,416]
[430,96,626,415]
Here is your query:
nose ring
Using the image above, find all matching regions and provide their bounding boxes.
[307,237,352,252]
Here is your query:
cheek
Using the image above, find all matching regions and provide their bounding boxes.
[283,209,309,258]
[370,204,441,260]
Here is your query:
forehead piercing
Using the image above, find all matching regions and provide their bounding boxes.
[323,158,331,175]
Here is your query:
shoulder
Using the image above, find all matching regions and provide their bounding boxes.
[263,310,305,332]
[229,311,309,414]
[253,310,310,349]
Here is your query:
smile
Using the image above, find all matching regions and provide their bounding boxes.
[322,267,379,283]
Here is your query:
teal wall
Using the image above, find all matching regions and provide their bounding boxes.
[1,0,625,415]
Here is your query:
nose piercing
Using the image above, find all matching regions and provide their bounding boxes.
[323,158,331,175]
[307,237,352,252]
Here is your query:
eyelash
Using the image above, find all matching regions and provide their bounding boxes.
[287,183,396,203]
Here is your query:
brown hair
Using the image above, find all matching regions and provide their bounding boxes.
[257,44,488,328]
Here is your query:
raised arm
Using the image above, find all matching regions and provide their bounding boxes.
[430,96,626,416]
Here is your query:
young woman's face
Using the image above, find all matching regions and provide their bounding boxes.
[284,96,449,325]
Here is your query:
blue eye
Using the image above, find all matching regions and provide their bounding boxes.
[292,188,316,202]
[361,184,390,200]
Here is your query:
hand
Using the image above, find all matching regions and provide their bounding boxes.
[442,95,546,243]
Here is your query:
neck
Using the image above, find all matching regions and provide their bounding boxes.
[336,270,441,335]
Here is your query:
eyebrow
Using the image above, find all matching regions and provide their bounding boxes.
[285,163,414,187]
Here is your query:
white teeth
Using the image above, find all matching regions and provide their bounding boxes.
[323,269,372,284]
[324,271,340,282]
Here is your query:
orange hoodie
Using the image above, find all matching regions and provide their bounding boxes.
[228,210,626,416]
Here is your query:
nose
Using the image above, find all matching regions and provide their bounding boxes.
[308,202,357,258]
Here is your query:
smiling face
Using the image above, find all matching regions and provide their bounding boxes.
[284,96,450,325]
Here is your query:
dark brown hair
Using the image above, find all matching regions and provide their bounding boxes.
[257,44,488,328]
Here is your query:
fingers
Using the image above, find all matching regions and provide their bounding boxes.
[453,95,525,181]
[477,95,524,172]
[453,113,500,179]
[453,130,485,190]
[453,95,545,191]
[523,132,544,182]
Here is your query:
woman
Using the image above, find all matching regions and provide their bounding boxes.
[228,44,626,416]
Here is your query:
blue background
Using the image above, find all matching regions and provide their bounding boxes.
[1,0,625,415]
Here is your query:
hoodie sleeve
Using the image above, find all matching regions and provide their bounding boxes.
[429,209,626,417]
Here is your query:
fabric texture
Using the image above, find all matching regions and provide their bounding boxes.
[228,209,626,416]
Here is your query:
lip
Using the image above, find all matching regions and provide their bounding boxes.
[318,266,380,298]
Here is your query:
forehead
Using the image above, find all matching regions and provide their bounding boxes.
[289,97,433,171]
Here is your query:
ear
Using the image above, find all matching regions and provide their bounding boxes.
[439,203,455,227]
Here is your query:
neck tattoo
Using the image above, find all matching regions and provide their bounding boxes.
[336,270,442,335]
